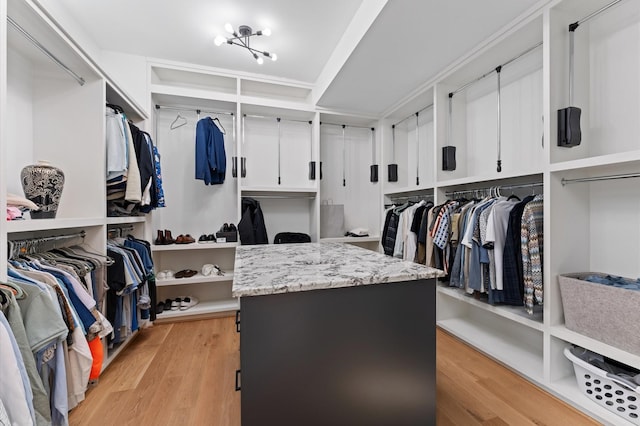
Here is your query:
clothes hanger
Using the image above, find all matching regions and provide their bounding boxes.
[212,116,226,134]
[170,114,187,130]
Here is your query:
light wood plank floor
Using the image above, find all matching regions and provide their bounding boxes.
[69,317,598,426]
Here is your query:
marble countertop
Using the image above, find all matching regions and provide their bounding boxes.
[232,242,444,297]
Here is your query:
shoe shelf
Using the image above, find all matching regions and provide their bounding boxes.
[155,271,234,287]
[151,242,239,252]
[437,285,544,331]
[320,236,380,244]
[154,298,239,322]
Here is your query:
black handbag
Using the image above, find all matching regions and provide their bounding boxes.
[273,232,311,244]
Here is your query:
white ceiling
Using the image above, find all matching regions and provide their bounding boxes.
[49,0,543,117]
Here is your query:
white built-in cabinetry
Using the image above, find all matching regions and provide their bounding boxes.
[148,64,383,319]
[2,0,639,422]
[0,0,150,370]
[382,0,640,424]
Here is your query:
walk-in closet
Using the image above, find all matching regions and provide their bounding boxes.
[1,0,639,424]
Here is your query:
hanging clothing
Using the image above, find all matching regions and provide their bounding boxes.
[521,194,544,314]
[238,198,268,245]
[195,117,227,185]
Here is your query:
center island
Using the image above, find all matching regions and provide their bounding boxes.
[232,242,444,426]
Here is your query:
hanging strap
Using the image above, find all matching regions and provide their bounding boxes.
[277,117,281,185]
[342,125,346,187]
[415,112,420,186]
[496,65,502,173]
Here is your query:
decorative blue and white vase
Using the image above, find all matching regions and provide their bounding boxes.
[21,161,65,219]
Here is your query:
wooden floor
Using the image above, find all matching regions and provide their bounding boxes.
[69,317,598,426]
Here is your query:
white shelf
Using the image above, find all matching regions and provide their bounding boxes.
[240,186,317,196]
[239,95,316,112]
[156,272,234,287]
[550,150,640,173]
[7,217,104,233]
[437,318,544,382]
[436,170,543,189]
[437,285,544,331]
[550,325,640,370]
[550,376,636,426]
[106,216,147,225]
[154,299,239,321]
[320,236,380,244]
[150,83,238,104]
[151,242,238,252]
[383,185,435,198]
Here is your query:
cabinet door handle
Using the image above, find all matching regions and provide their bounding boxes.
[235,369,241,391]
[235,310,241,333]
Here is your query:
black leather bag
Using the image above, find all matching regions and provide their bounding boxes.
[273,232,311,244]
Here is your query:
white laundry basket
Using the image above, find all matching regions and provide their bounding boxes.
[564,347,640,425]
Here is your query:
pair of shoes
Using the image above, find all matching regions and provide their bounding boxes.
[179,296,198,310]
[155,230,175,245]
[175,234,195,244]
[156,270,174,280]
[219,223,237,233]
[198,234,217,243]
[164,298,180,311]
[202,264,224,276]
[175,269,198,278]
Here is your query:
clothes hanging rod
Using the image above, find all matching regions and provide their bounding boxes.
[244,195,316,200]
[8,231,86,258]
[243,113,311,124]
[320,122,374,131]
[450,41,542,96]
[392,104,434,128]
[444,181,542,197]
[389,194,434,202]
[155,104,234,116]
[571,0,623,29]
[7,16,86,86]
[561,172,640,185]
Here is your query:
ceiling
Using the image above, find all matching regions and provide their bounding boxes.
[47,0,544,117]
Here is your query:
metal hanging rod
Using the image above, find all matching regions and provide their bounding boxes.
[243,113,311,124]
[571,0,623,28]
[444,181,542,197]
[8,231,86,259]
[450,41,542,96]
[7,16,86,86]
[561,172,640,186]
[389,194,434,203]
[155,104,234,116]
[392,103,433,128]
[320,122,373,131]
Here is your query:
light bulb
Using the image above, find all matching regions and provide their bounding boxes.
[262,28,272,36]
[214,35,226,46]
[256,56,264,65]
[224,23,234,34]
[271,53,277,61]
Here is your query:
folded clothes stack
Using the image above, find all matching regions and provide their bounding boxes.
[6,193,39,220]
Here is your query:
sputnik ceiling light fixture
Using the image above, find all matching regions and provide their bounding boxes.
[214,23,277,64]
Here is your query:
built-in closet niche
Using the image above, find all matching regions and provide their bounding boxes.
[5,0,105,221]
[151,97,238,237]
[319,118,380,240]
[550,0,640,165]
[436,15,544,183]
[240,107,315,190]
[383,90,435,192]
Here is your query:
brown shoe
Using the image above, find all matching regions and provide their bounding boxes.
[155,230,165,245]
[164,230,175,244]
[183,234,196,244]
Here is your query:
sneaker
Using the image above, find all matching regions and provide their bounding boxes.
[180,296,199,311]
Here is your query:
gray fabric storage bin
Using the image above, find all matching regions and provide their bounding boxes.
[558,273,640,355]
